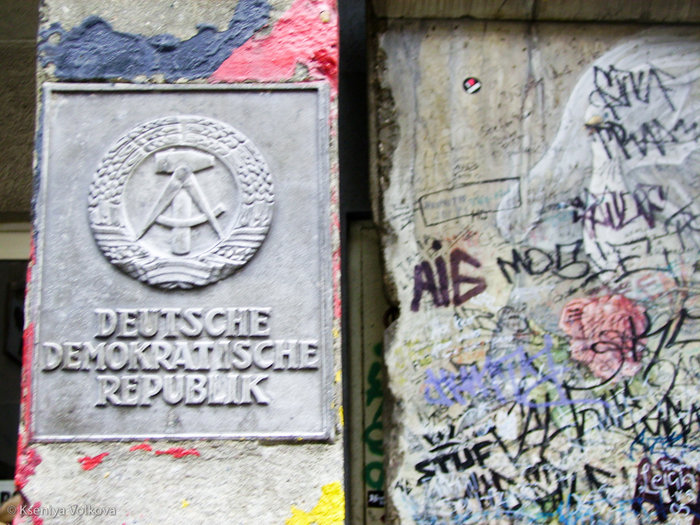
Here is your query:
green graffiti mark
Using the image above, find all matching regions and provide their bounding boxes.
[364,461,384,490]
[364,342,385,490]
[363,402,383,456]
[366,362,383,405]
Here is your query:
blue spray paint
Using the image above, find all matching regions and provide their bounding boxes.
[38,0,271,80]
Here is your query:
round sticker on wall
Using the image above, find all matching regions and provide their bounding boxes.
[463,77,481,94]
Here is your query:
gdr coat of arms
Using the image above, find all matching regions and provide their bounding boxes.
[88,115,274,289]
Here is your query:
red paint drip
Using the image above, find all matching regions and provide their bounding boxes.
[154,447,200,459]
[211,0,339,91]
[78,452,109,471]
[25,502,43,525]
[19,323,34,432]
[16,237,40,491]
[129,442,153,452]
[332,246,341,320]
[311,48,337,80]
[15,446,41,490]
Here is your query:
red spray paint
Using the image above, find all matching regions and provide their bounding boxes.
[154,447,201,459]
[211,0,338,91]
[129,442,153,452]
[16,239,42,493]
[78,452,109,471]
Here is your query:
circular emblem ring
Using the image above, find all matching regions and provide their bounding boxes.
[88,115,274,289]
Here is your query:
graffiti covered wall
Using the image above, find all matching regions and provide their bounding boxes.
[372,21,700,523]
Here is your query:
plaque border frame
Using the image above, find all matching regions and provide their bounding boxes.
[31,82,335,442]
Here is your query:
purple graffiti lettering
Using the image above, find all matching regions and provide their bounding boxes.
[411,245,486,311]
[423,336,606,409]
[570,184,667,236]
[633,455,700,523]
[451,249,487,305]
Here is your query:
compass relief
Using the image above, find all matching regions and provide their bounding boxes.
[88,116,274,289]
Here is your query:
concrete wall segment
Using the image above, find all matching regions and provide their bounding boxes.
[37,0,273,82]
[0,42,35,220]
[0,0,40,40]
[371,0,700,23]
[0,0,39,221]
[18,0,343,523]
[371,19,700,524]
[211,0,339,91]
[38,0,295,40]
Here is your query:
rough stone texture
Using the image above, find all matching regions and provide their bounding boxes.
[20,440,342,523]
[37,0,272,82]
[371,19,700,524]
[39,0,295,39]
[0,0,38,221]
[17,0,342,523]
[0,42,35,220]
[0,0,39,39]
[371,0,700,22]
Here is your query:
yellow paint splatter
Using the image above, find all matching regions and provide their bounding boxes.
[338,406,344,427]
[181,499,190,508]
[332,327,340,339]
[334,370,341,383]
[286,481,345,525]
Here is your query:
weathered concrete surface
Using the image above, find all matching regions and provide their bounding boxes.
[0,43,35,221]
[40,1,240,39]
[0,0,39,39]
[38,0,273,81]
[0,0,38,221]
[371,0,700,22]
[372,19,700,524]
[17,0,342,523]
[39,0,296,39]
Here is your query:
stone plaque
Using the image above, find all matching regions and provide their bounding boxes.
[32,83,333,440]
